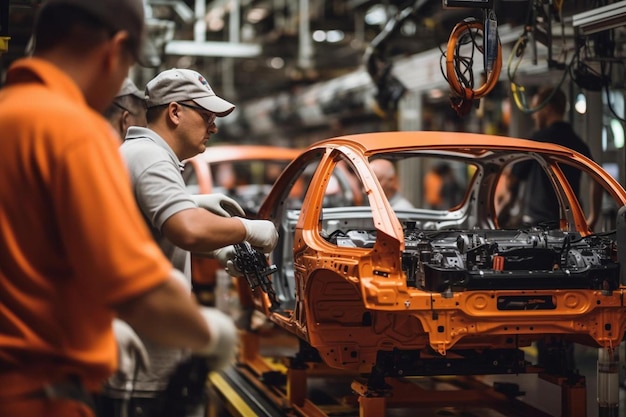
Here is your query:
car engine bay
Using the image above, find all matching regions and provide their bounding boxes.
[327,224,619,295]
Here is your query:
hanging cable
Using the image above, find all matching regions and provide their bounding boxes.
[444,8,502,117]
[363,0,429,120]
[508,43,575,114]
[601,61,626,124]
[507,0,576,114]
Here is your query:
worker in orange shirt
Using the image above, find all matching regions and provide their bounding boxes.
[423,162,462,210]
[0,1,234,416]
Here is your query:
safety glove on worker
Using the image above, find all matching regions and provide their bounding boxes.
[194,307,239,371]
[191,193,245,218]
[192,192,278,253]
[237,218,278,253]
[211,245,244,277]
[157,307,237,417]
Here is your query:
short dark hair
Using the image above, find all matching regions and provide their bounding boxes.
[34,0,150,65]
[146,104,169,124]
[104,95,146,120]
[535,86,566,116]
[33,6,112,54]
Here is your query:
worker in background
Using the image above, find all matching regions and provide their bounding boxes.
[104,77,147,141]
[371,158,414,210]
[423,162,463,210]
[101,72,249,417]
[0,1,228,416]
[500,86,603,373]
[107,68,279,417]
[499,86,602,230]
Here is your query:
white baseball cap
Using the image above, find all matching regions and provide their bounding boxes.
[145,68,235,116]
[116,78,144,99]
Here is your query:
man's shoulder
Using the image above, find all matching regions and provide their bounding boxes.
[120,136,174,179]
[121,136,167,159]
[549,122,591,156]
[122,129,175,160]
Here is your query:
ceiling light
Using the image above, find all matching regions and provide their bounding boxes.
[365,5,387,26]
[429,89,444,99]
[247,7,268,24]
[165,41,262,57]
[326,30,345,43]
[612,118,625,148]
[312,30,326,42]
[269,57,285,69]
[401,21,417,37]
[574,93,587,114]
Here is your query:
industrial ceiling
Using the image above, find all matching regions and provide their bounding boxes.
[0,0,616,140]
[3,1,583,98]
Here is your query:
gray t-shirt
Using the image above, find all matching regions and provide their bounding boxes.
[120,127,196,279]
[114,126,197,395]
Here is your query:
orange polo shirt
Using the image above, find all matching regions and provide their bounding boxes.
[0,58,171,396]
[423,170,444,208]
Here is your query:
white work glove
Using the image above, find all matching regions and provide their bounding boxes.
[237,218,279,253]
[210,245,244,277]
[192,193,245,218]
[112,319,150,381]
[194,307,238,372]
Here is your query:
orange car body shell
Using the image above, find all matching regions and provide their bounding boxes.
[185,145,301,194]
[253,131,626,373]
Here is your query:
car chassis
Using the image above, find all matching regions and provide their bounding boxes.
[233,132,626,415]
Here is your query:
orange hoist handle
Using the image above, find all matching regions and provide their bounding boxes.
[445,19,502,101]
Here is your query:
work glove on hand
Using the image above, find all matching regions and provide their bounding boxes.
[113,319,150,381]
[192,193,245,218]
[194,307,238,372]
[237,218,279,253]
[210,245,244,277]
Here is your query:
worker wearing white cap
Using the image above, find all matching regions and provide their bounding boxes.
[104,77,147,140]
[110,68,278,416]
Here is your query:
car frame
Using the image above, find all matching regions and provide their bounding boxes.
[184,145,302,214]
[244,131,626,380]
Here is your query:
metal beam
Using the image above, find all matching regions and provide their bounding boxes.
[164,40,262,57]
[572,0,626,35]
[149,0,194,23]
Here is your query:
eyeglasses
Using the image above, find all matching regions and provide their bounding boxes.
[113,101,133,115]
[113,99,145,116]
[177,102,217,126]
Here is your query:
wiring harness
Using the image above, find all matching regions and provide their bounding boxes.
[443,11,502,117]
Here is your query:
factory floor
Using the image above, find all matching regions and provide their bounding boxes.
[209,290,625,416]
[480,343,625,417]
[209,323,626,417]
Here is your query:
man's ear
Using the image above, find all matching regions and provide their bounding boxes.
[168,102,183,127]
[104,31,132,73]
[120,110,131,137]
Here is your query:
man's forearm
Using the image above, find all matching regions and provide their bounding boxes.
[115,271,211,350]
